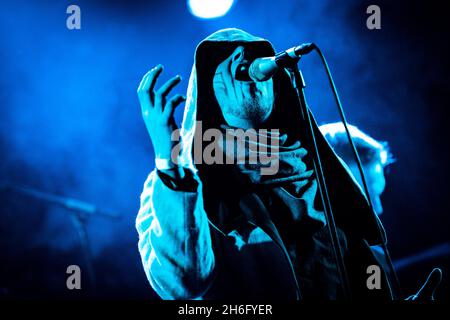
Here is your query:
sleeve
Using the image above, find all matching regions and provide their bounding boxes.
[135,168,216,300]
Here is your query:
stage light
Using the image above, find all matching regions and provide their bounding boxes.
[187,0,235,19]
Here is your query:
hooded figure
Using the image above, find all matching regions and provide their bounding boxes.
[136,28,394,300]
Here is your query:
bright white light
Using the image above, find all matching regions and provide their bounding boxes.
[188,0,235,19]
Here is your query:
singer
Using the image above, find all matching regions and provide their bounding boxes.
[135,28,395,300]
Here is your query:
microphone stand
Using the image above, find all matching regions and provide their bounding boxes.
[1,182,121,295]
[285,63,352,300]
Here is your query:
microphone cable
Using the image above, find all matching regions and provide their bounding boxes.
[308,43,403,298]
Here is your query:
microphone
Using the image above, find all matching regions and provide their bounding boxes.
[245,43,314,82]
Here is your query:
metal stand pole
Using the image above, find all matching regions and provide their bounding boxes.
[287,64,351,300]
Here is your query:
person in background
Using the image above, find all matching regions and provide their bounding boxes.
[319,122,394,216]
[320,122,443,299]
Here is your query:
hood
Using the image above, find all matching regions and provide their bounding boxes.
[179,28,305,170]
[177,28,386,245]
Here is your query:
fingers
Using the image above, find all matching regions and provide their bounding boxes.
[137,66,160,116]
[154,75,182,111]
[164,94,186,118]
[137,65,163,109]
[137,72,152,114]
[137,65,184,117]
[156,74,181,99]
[147,65,164,97]
[408,268,443,300]
[417,268,442,300]
[137,65,163,93]
[137,71,150,93]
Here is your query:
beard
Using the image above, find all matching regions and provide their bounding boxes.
[224,95,273,128]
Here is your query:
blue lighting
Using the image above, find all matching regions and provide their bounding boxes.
[187,0,234,19]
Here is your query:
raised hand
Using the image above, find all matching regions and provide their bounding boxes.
[137,65,186,161]
[406,268,442,301]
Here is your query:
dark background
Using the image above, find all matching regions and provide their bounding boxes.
[0,0,449,299]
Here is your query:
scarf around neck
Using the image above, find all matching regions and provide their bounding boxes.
[218,124,327,226]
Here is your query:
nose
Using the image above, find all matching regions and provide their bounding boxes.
[231,46,250,81]
[232,46,245,62]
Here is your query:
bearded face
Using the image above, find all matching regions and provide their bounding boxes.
[213,45,275,129]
